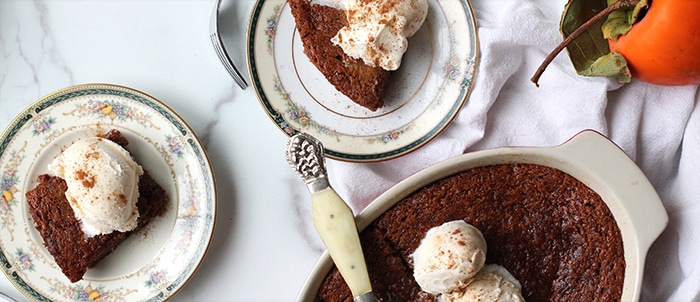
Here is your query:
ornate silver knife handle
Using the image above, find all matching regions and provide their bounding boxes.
[286,133,329,194]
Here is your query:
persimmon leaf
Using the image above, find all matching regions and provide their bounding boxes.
[602,10,632,40]
[580,51,632,83]
[560,0,609,74]
[602,0,649,40]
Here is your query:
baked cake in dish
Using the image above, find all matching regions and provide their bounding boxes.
[26,129,169,282]
[316,163,625,301]
[287,0,392,111]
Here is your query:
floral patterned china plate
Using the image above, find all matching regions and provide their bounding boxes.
[0,84,216,301]
[247,0,479,162]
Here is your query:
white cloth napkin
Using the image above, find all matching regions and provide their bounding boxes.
[327,0,700,301]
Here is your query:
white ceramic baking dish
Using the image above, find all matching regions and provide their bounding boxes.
[297,130,668,301]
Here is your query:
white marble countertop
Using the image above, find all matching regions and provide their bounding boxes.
[0,0,324,301]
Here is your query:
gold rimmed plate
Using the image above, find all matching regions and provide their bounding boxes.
[0,84,216,301]
[247,0,479,162]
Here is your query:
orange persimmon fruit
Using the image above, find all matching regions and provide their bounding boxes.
[608,0,700,85]
[532,0,700,86]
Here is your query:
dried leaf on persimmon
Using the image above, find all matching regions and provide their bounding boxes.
[602,0,649,40]
[560,0,609,73]
[580,51,632,83]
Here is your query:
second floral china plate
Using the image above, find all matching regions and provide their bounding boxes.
[247,0,479,162]
[0,84,216,301]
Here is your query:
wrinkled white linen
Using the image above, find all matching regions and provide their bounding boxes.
[328,1,700,301]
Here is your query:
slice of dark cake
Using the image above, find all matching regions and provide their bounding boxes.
[287,0,392,111]
[26,129,168,282]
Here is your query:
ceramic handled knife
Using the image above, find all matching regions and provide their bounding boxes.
[286,133,378,302]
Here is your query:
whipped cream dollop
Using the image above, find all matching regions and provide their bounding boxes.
[442,264,525,302]
[49,137,143,237]
[331,0,429,70]
[412,220,487,294]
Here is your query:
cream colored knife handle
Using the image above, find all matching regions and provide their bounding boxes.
[312,187,372,299]
[286,133,375,300]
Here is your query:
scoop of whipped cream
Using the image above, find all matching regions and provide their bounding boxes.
[412,220,487,294]
[331,0,429,71]
[49,136,143,237]
[441,264,525,302]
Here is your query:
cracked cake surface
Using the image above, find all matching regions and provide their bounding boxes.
[316,164,625,302]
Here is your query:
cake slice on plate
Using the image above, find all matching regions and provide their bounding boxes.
[26,130,169,282]
[287,0,393,111]
[288,0,392,111]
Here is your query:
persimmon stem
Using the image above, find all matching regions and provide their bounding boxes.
[530,0,641,87]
